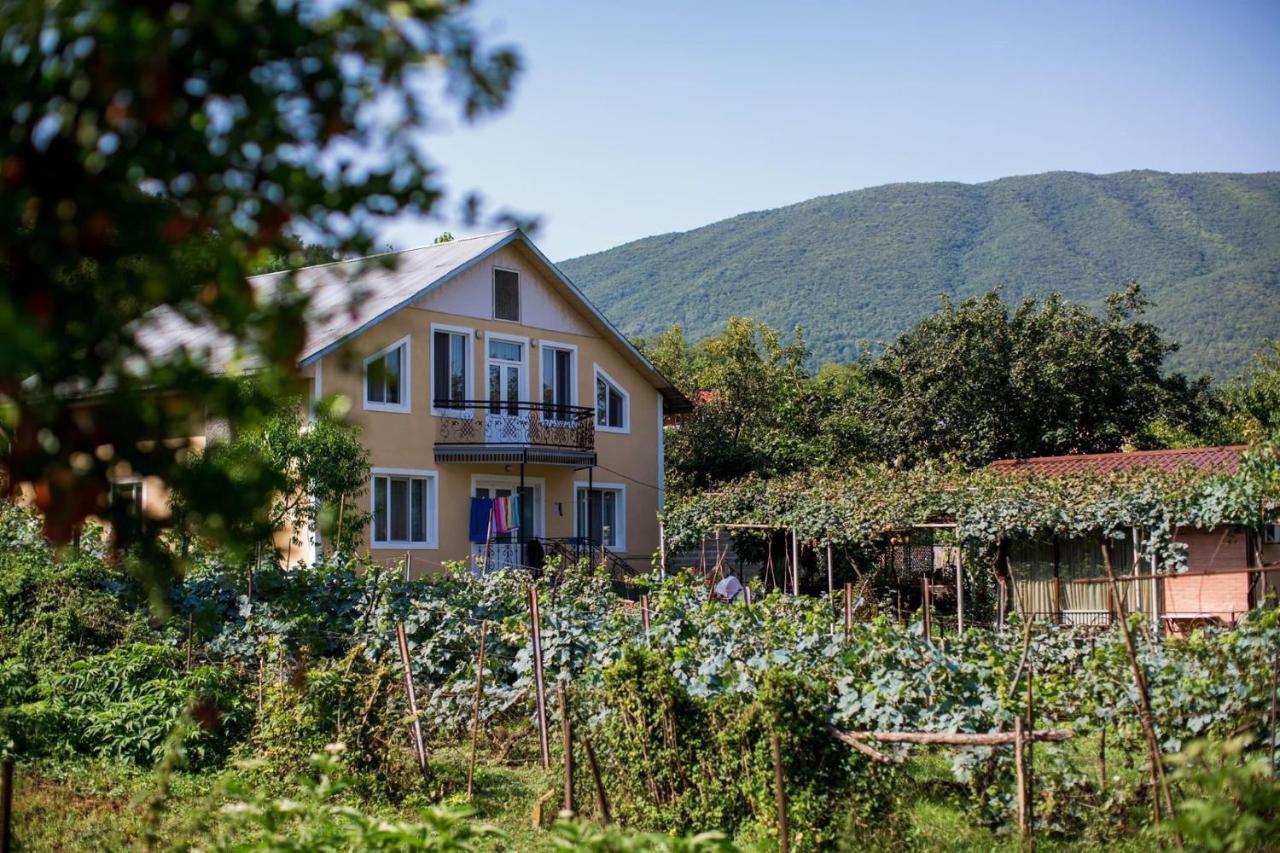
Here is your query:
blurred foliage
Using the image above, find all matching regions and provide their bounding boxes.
[0,0,521,590]
[562,170,1280,378]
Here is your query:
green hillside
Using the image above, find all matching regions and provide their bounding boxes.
[559,170,1280,377]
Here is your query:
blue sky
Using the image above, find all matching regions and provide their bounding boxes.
[383,0,1280,261]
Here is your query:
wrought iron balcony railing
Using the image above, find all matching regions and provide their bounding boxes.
[434,400,595,452]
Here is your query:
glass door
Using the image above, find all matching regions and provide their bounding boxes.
[486,337,528,443]
[471,481,540,572]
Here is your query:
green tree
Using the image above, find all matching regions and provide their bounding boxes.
[643,319,837,491]
[0,1,521,579]
[859,284,1202,466]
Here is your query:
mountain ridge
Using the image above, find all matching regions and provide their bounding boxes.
[558,169,1280,377]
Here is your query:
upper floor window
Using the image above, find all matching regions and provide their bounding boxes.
[364,336,411,413]
[595,366,629,432]
[432,326,470,412]
[541,343,575,421]
[494,269,520,322]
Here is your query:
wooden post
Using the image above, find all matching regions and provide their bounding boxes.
[1,756,13,853]
[1051,536,1062,625]
[466,620,487,801]
[955,549,964,635]
[395,623,432,786]
[257,652,264,713]
[1271,650,1278,778]
[790,529,800,595]
[659,522,667,581]
[640,594,651,645]
[921,577,932,643]
[843,582,853,641]
[771,731,790,853]
[1026,661,1035,834]
[1014,716,1028,838]
[186,614,194,671]
[528,585,552,768]
[745,584,754,606]
[1100,542,1178,840]
[583,734,612,823]
[558,678,574,815]
[826,542,834,600]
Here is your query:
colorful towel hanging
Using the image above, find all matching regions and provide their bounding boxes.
[469,497,494,543]
[493,494,521,534]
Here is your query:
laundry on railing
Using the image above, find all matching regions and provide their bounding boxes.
[493,494,521,534]
[469,496,494,543]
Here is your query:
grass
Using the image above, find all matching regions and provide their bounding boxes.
[9,738,1162,850]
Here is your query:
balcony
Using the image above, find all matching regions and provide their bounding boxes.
[433,400,596,467]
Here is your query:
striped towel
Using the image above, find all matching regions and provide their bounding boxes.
[494,495,521,534]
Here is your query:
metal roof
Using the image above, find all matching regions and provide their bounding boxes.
[990,445,1247,477]
[134,229,691,411]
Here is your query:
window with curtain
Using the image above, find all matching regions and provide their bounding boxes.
[541,345,573,420]
[372,472,436,546]
[595,369,627,430]
[432,329,468,409]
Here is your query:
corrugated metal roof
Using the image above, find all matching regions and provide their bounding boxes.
[132,229,691,409]
[990,445,1246,477]
[137,229,517,368]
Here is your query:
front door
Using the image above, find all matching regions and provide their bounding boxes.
[486,337,528,443]
[471,480,541,572]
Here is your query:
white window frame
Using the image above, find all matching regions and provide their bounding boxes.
[362,335,412,414]
[109,475,146,516]
[593,364,630,433]
[369,467,439,549]
[430,322,475,417]
[484,332,530,406]
[538,340,578,423]
[492,266,521,323]
[573,481,626,552]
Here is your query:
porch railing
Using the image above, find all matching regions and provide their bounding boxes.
[433,400,595,451]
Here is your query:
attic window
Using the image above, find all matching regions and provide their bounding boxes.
[494,269,520,322]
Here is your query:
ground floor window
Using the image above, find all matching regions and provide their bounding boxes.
[371,469,438,547]
[575,484,625,550]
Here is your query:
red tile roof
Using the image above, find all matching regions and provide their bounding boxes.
[991,445,1246,477]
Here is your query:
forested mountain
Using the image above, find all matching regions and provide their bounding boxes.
[559,171,1280,378]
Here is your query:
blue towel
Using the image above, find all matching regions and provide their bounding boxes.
[469,497,493,543]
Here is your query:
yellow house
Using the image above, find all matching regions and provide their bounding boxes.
[152,229,688,576]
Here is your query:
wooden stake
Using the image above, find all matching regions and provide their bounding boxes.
[335,495,345,554]
[771,731,790,853]
[466,620,487,801]
[528,585,552,768]
[583,734,612,823]
[1100,542,1178,843]
[659,522,667,580]
[186,614,193,671]
[1271,650,1278,778]
[843,582,853,641]
[1026,661,1035,838]
[395,623,432,786]
[955,549,965,635]
[826,542,834,600]
[1014,716,1028,838]
[640,594,651,645]
[790,530,800,595]
[1,757,12,853]
[921,577,932,643]
[558,678,574,816]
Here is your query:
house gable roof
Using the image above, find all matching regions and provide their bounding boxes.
[139,229,691,412]
[990,445,1247,477]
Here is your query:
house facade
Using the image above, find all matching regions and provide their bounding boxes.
[993,446,1280,631]
[137,230,689,575]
